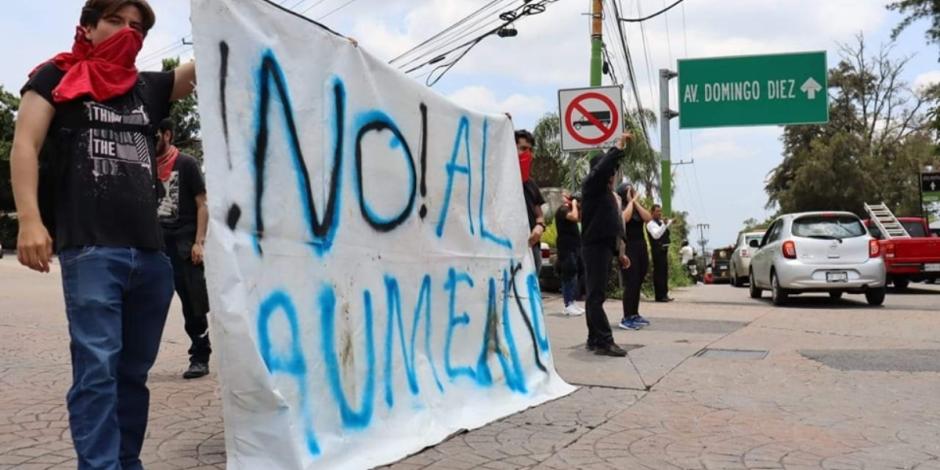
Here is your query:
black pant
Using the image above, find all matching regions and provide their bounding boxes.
[621,242,649,318]
[652,247,669,301]
[164,234,211,364]
[582,243,615,347]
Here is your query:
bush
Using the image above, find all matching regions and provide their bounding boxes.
[0,214,17,251]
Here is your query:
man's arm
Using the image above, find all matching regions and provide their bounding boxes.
[171,62,196,101]
[191,193,208,265]
[647,220,669,240]
[582,147,623,195]
[528,204,545,247]
[11,92,55,272]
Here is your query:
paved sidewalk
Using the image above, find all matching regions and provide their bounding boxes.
[3,257,940,469]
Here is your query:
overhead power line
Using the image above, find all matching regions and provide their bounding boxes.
[618,0,686,23]
[400,0,562,87]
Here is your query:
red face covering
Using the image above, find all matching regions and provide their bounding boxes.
[32,26,143,103]
[519,150,533,182]
[157,144,180,182]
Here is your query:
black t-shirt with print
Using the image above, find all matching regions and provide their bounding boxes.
[23,63,174,251]
[554,205,581,255]
[523,179,545,231]
[158,153,205,238]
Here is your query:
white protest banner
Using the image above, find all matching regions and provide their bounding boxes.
[191,0,575,468]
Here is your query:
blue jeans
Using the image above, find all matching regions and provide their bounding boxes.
[561,278,578,306]
[60,247,174,470]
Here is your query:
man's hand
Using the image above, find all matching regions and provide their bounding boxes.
[528,226,544,247]
[615,132,634,150]
[619,254,631,269]
[17,220,53,273]
[191,242,205,266]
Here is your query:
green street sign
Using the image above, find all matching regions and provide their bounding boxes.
[678,51,829,129]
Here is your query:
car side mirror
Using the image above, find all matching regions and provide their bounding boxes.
[749,239,760,248]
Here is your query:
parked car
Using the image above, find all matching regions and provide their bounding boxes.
[709,246,734,284]
[749,212,886,306]
[730,231,765,287]
[864,217,940,288]
[538,242,561,292]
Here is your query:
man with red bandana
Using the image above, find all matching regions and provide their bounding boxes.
[516,129,546,273]
[9,1,195,468]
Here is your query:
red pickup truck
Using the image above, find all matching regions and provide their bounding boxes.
[864,217,940,288]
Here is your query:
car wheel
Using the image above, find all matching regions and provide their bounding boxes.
[829,291,843,300]
[749,270,762,299]
[730,267,737,287]
[893,278,909,290]
[771,271,788,306]
[865,287,886,306]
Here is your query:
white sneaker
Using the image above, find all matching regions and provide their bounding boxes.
[564,305,584,316]
[573,303,586,314]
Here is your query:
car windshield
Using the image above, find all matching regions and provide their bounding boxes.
[792,215,866,239]
[901,220,928,237]
[745,235,763,245]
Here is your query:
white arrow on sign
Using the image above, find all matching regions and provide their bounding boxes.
[801,77,822,100]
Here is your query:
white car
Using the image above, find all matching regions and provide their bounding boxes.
[748,212,886,306]
[730,231,765,287]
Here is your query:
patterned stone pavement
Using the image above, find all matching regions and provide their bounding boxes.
[2,256,940,469]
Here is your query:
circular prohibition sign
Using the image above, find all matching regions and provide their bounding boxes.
[564,92,620,146]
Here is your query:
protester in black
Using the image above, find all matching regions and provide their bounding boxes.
[516,130,546,273]
[555,191,584,316]
[580,133,633,357]
[647,204,674,302]
[617,183,653,330]
[10,1,196,467]
[156,119,212,379]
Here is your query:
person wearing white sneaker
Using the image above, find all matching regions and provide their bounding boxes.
[555,191,583,317]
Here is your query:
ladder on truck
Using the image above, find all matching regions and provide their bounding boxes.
[864,202,910,239]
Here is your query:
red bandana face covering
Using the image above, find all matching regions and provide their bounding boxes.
[519,150,533,182]
[157,145,180,182]
[31,26,144,104]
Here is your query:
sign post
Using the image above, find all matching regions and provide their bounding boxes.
[677,51,829,129]
[558,85,624,152]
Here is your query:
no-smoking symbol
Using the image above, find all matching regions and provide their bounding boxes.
[558,86,623,151]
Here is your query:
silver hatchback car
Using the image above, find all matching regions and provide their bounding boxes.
[748,212,886,306]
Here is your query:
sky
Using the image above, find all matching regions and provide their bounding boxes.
[1,0,937,250]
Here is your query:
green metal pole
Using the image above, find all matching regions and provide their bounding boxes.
[591,0,603,87]
[590,38,603,87]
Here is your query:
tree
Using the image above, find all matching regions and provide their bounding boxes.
[0,86,20,213]
[161,57,202,160]
[888,0,940,59]
[766,35,938,217]
[531,113,567,188]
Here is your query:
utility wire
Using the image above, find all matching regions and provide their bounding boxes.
[608,0,650,146]
[390,0,510,65]
[634,1,658,120]
[317,0,360,20]
[618,0,685,23]
[393,0,522,71]
[403,0,561,86]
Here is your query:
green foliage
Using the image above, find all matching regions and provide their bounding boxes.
[530,110,662,197]
[0,215,16,250]
[766,36,939,217]
[888,0,940,59]
[541,218,558,248]
[161,58,202,161]
[0,86,20,213]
